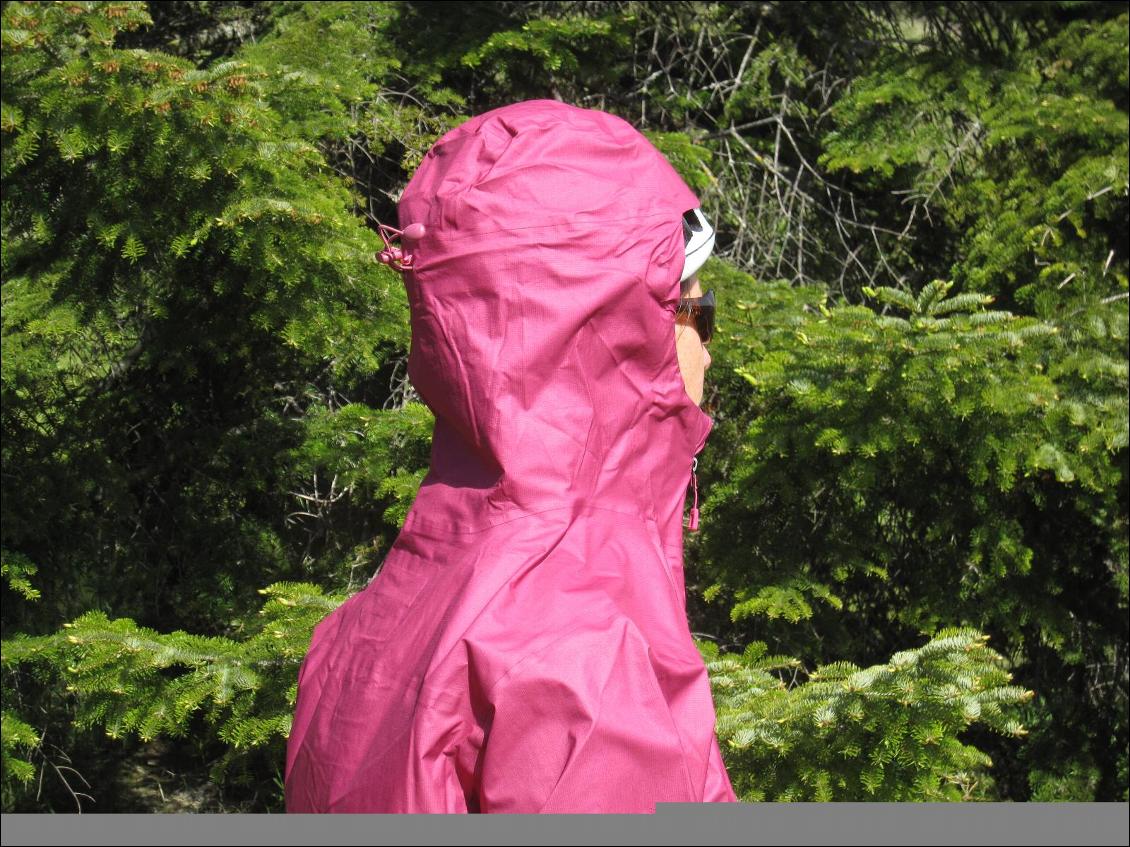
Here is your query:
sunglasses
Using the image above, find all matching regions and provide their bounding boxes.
[676,288,715,344]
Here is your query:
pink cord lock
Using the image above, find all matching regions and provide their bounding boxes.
[376,221,425,271]
[685,456,701,532]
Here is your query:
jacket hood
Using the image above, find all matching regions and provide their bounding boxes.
[396,99,713,554]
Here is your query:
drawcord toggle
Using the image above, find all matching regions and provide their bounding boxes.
[376,221,426,271]
[685,457,701,532]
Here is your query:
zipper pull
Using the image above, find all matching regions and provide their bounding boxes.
[685,457,701,532]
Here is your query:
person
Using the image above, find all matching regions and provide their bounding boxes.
[284,99,737,813]
[674,206,716,408]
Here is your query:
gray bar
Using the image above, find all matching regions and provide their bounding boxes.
[1,804,1128,846]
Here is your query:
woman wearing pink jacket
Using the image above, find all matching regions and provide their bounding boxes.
[285,98,735,813]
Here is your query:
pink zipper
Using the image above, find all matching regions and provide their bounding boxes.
[685,457,700,532]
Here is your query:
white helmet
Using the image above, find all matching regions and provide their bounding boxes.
[680,207,715,284]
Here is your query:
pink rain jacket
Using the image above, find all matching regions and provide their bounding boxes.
[284,99,738,813]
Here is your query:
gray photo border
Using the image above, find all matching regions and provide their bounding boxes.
[2,803,1129,846]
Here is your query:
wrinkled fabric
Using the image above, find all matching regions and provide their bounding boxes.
[284,99,738,813]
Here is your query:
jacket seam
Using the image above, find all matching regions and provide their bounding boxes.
[409,209,682,248]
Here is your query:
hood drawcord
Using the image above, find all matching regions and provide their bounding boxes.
[685,457,701,532]
[376,220,426,272]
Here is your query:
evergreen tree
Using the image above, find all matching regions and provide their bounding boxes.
[2,0,1125,809]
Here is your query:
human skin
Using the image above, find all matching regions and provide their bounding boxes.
[674,275,712,407]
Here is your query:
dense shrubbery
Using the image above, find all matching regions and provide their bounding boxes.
[2,1,1125,810]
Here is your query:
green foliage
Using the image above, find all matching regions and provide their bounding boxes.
[279,399,435,581]
[644,130,718,196]
[699,628,1034,800]
[460,14,629,101]
[1,550,40,602]
[819,14,1129,308]
[1,581,344,792]
[233,0,466,180]
[0,708,40,805]
[1,0,430,628]
[1,0,1126,810]
[283,401,434,515]
[696,257,1126,800]
[709,271,1057,611]
[1,1,439,808]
